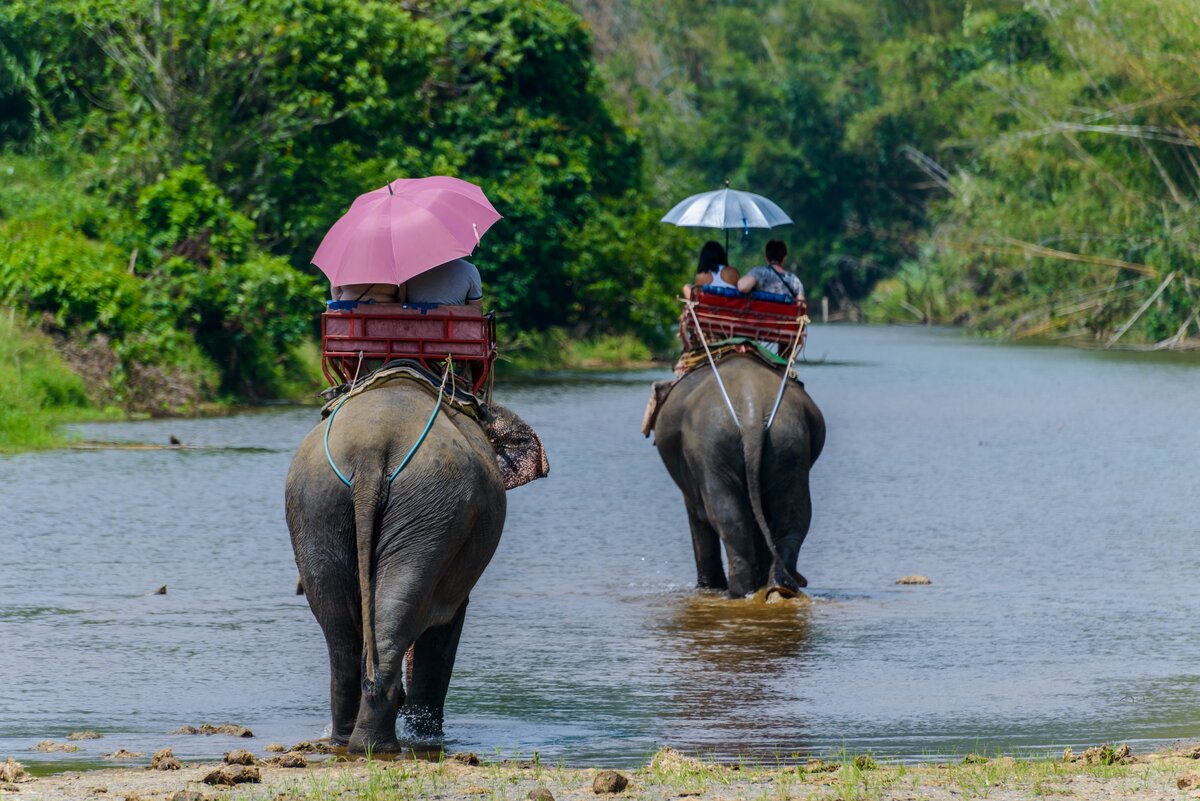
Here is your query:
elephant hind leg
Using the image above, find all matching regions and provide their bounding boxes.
[686,506,727,591]
[401,599,469,739]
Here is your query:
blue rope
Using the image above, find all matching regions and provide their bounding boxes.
[387,374,445,483]
[323,398,354,487]
[324,361,451,488]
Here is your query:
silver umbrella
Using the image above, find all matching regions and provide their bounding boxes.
[660,184,792,251]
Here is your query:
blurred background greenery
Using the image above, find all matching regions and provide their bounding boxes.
[2,0,1199,444]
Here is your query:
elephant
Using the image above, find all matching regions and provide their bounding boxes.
[648,353,825,598]
[285,381,546,752]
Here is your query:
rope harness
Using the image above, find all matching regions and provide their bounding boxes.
[323,356,453,488]
[685,301,741,430]
[765,314,809,431]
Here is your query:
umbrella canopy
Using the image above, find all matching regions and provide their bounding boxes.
[312,176,501,287]
[661,186,792,231]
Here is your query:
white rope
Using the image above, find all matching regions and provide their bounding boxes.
[686,301,740,430]
[765,315,810,431]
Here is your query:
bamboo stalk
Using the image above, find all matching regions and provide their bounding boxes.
[1106,272,1176,347]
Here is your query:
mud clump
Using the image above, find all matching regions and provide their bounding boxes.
[166,792,207,801]
[265,744,287,753]
[288,740,336,754]
[276,752,308,768]
[1178,773,1200,791]
[67,731,103,740]
[802,759,839,774]
[962,753,989,764]
[1062,744,1134,765]
[0,759,32,783]
[592,770,629,794]
[104,749,143,760]
[151,748,181,770]
[452,752,481,766]
[33,739,79,753]
[203,765,260,786]
[649,748,716,774]
[172,723,254,738]
[223,749,256,766]
[528,788,555,801]
[895,575,932,585]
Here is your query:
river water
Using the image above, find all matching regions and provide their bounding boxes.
[2,325,1199,770]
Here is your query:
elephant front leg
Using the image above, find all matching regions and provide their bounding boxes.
[685,505,727,591]
[401,600,469,739]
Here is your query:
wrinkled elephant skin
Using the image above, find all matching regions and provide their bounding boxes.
[285,383,511,752]
[652,354,825,598]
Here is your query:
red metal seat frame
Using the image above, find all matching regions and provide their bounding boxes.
[321,305,496,399]
[679,291,808,355]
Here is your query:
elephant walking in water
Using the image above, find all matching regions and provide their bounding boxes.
[285,381,546,752]
[649,354,825,598]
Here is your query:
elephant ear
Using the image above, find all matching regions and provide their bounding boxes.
[641,380,675,438]
[484,403,549,490]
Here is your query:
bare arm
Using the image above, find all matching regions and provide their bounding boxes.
[736,274,757,293]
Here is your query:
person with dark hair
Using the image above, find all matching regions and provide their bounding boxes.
[683,241,740,299]
[737,240,804,302]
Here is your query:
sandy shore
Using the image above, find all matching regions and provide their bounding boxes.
[4,744,1200,801]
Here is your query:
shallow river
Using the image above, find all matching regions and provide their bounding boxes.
[2,325,1199,770]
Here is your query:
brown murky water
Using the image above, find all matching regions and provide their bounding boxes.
[2,325,1199,769]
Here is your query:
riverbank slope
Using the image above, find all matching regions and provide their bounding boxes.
[6,745,1200,801]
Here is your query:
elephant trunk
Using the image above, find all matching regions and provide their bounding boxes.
[742,419,805,591]
[353,483,380,694]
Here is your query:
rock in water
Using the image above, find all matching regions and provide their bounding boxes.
[592,770,628,794]
[104,749,142,759]
[33,740,78,753]
[894,575,931,585]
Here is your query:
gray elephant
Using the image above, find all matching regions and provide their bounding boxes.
[285,381,546,752]
[647,354,824,598]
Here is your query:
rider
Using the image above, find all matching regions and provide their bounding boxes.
[737,240,804,303]
[404,258,483,306]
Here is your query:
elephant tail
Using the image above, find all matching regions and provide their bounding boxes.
[353,484,381,695]
[743,420,807,590]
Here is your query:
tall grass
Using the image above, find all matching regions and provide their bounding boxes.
[0,310,107,452]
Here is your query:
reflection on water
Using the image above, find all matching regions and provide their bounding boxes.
[657,594,813,743]
[2,326,1200,769]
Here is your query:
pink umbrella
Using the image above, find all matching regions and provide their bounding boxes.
[312,176,502,287]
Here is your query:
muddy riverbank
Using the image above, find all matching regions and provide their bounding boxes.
[4,744,1200,801]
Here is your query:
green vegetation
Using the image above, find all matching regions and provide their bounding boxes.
[220,745,1196,801]
[580,0,1200,345]
[3,0,1200,448]
[0,309,117,451]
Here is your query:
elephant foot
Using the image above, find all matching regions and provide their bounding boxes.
[401,706,445,741]
[348,729,402,754]
[763,584,798,603]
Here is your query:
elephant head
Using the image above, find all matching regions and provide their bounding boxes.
[484,403,549,490]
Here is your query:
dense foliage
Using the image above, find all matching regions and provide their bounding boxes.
[580,0,1200,345]
[0,0,691,417]
[2,0,1198,429]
